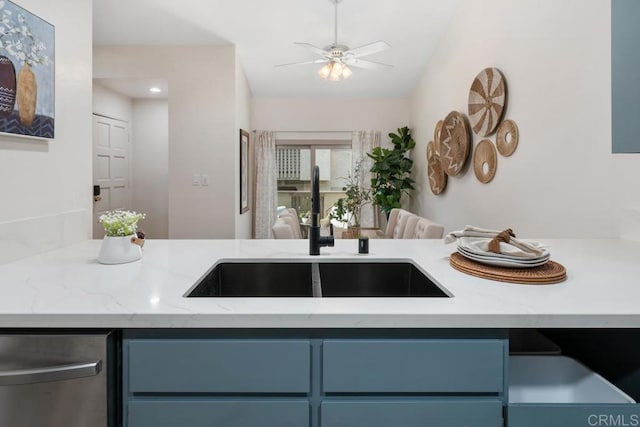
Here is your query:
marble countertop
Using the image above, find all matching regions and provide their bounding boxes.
[0,238,639,328]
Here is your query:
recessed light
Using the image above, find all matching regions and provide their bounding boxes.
[149,87,162,93]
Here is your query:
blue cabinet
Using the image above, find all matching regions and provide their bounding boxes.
[509,404,640,427]
[508,355,639,427]
[123,332,507,427]
[323,339,504,393]
[128,339,310,393]
[128,400,309,427]
[321,400,503,427]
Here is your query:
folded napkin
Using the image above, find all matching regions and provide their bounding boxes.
[445,226,547,259]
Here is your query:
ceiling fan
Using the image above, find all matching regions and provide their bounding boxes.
[276,0,392,80]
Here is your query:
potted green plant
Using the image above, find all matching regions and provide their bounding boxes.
[97,210,146,264]
[367,126,416,217]
[299,210,311,224]
[330,160,371,237]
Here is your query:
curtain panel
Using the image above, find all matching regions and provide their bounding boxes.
[351,130,381,229]
[252,131,278,239]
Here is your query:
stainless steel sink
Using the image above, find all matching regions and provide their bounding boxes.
[185,262,314,297]
[318,262,449,297]
[184,261,450,298]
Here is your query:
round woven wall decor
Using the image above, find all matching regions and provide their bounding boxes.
[496,119,519,156]
[433,120,444,156]
[468,68,507,137]
[473,139,497,184]
[427,140,447,195]
[439,111,470,176]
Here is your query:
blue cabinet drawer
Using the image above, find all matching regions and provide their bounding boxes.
[321,399,502,427]
[508,356,638,427]
[508,404,640,427]
[322,339,505,393]
[127,339,310,393]
[128,400,309,427]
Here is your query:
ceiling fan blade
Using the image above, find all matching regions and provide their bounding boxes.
[344,41,391,58]
[343,58,393,70]
[293,42,330,57]
[275,59,329,68]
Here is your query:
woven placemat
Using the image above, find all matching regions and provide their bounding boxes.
[449,252,567,285]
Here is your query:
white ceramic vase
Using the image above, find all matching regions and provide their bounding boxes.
[97,235,142,265]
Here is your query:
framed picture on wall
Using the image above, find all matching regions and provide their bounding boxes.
[239,129,250,214]
[0,1,55,139]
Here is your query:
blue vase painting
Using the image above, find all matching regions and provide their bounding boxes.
[0,1,54,139]
[0,55,16,117]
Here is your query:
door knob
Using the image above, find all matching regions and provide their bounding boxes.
[93,185,101,202]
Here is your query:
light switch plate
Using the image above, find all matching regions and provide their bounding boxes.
[192,174,201,186]
[201,174,210,186]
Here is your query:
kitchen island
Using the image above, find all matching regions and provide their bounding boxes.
[0,238,639,328]
[3,239,640,427]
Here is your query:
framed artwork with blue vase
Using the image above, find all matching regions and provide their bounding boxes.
[0,0,54,139]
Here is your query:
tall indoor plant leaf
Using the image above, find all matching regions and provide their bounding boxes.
[367,126,416,216]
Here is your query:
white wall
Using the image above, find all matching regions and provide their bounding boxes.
[252,98,410,139]
[92,84,169,239]
[92,82,132,122]
[235,52,253,238]
[94,46,237,238]
[409,0,623,238]
[0,0,92,264]
[131,99,169,239]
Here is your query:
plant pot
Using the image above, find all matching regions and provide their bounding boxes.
[341,226,361,239]
[17,62,37,126]
[97,235,143,265]
[0,55,16,117]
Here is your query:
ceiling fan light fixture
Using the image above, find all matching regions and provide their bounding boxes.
[329,61,343,79]
[319,61,351,81]
[279,0,392,80]
[341,65,352,79]
[318,63,332,79]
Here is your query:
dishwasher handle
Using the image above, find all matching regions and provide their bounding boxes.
[0,360,102,386]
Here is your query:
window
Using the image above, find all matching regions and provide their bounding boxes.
[276,140,352,219]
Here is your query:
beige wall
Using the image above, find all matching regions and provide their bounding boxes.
[132,99,169,239]
[409,0,622,238]
[92,82,133,122]
[235,51,253,239]
[252,98,410,138]
[94,45,237,238]
[0,0,92,264]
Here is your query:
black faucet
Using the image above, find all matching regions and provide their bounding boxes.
[310,166,334,255]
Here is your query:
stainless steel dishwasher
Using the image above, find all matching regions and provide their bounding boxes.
[0,332,114,427]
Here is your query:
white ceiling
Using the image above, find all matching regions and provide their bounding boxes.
[93,0,460,98]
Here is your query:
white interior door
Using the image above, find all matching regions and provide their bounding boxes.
[92,115,131,238]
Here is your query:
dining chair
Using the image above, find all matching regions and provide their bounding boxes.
[385,208,417,239]
[404,216,445,239]
[278,212,302,239]
[272,218,296,239]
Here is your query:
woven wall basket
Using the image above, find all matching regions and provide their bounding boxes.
[439,111,470,176]
[468,68,507,137]
[496,119,519,156]
[427,140,447,195]
[473,139,498,184]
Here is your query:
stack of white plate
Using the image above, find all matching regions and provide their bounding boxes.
[456,238,550,268]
